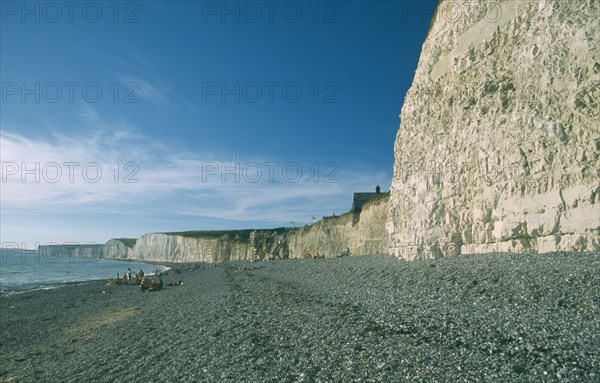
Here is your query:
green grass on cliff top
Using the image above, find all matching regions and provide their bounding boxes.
[162,228,292,240]
[115,238,137,248]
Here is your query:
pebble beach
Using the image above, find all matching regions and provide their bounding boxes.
[1,252,599,382]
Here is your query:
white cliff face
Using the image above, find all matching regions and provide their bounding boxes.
[34,196,390,264]
[126,196,390,263]
[37,239,133,259]
[128,233,206,263]
[104,239,132,259]
[37,244,107,259]
[287,195,390,257]
[127,233,256,263]
[388,0,600,259]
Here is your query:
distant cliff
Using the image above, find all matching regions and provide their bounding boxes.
[37,238,135,260]
[37,195,389,263]
[126,229,290,263]
[124,193,389,263]
[286,193,389,258]
[387,0,599,259]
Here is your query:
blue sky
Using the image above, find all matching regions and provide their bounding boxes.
[1,0,438,247]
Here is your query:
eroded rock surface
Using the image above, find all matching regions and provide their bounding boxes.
[127,195,389,263]
[388,0,599,259]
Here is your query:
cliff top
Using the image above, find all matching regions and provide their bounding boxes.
[162,227,292,240]
[114,238,137,248]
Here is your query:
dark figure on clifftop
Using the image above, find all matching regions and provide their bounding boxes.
[375,185,381,194]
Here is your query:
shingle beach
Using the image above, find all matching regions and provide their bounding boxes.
[1,253,599,382]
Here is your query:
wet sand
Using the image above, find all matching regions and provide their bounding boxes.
[1,253,599,382]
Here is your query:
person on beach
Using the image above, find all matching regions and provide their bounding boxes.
[148,276,163,292]
[140,276,150,291]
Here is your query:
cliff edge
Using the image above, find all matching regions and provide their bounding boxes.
[388,0,599,259]
[126,194,389,263]
[39,193,390,263]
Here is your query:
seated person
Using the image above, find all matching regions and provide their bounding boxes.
[140,276,151,291]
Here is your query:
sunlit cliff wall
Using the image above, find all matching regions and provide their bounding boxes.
[387,0,599,259]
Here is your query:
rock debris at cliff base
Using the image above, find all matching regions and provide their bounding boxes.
[1,253,599,382]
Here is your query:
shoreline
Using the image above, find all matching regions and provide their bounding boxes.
[0,256,172,294]
[1,252,599,382]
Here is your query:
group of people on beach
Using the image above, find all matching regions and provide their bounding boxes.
[109,267,182,292]
[110,268,162,291]
[115,268,145,285]
[115,268,146,285]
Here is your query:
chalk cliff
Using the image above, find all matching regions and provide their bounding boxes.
[37,238,134,260]
[104,238,134,259]
[126,229,289,263]
[37,244,107,259]
[388,0,600,259]
[36,195,389,263]
[124,194,389,263]
[286,193,389,258]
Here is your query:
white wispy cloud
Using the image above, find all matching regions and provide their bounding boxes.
[118,76,169,105]
[77,104,100,124]
[1,110,388,229]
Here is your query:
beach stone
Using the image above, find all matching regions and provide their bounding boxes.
[387,0,600,259]
[557,367,568,379]
[512,364,527,374]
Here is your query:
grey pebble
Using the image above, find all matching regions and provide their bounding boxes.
[1,251,599,382]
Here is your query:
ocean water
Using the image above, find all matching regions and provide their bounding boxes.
[0,249,168,292]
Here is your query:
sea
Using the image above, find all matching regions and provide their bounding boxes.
[0,248,169,293]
